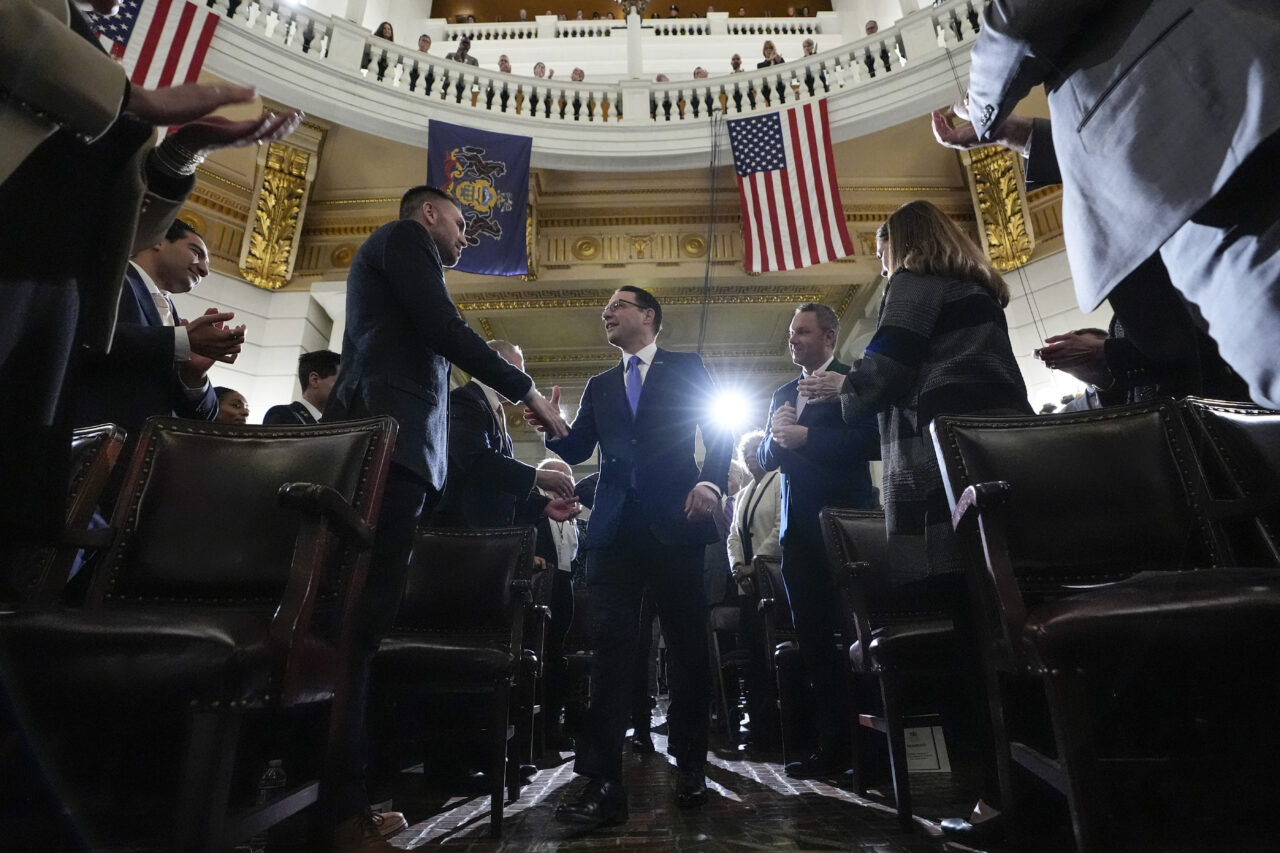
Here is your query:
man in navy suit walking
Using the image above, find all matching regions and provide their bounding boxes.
[530,285,733,826]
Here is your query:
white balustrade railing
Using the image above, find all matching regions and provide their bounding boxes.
[199,0,983,131]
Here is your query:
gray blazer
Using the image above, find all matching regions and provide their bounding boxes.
[967,0,1280,311]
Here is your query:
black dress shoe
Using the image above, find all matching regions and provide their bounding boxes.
[630,733,656,754]
[941,814,1006,845]
[784,751,848,780]
[555,778,628,828]
[674,767,707,808]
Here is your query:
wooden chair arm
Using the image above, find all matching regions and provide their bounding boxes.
[278,483,373,547]
[953,482,1026,671]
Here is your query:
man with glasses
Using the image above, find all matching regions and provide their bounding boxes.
[527,285,733,828]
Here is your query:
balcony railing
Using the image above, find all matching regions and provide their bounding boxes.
[201,0,987,170]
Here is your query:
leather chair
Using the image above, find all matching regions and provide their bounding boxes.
[819,507,957,829]
[707,601,754,742]
[754,554,809,765]
[931,401,1280,851]
[0,415,396,851]
[371,525,535,838]
[1180,397,1280,566]
[1,422,124,610]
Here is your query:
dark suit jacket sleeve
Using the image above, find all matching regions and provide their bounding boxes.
[450,387,539,500]
[800,408,881,465]
[967,0,1110,143]
[381,221,533,404]
[546,378,600,465]
[757,386,786,474]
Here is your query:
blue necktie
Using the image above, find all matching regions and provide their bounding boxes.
[625,354,643,415]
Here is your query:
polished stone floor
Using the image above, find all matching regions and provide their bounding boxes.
[379,720,984,853]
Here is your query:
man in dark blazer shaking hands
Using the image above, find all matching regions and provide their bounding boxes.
[528,285,733,827]
[759,302,879,779]
[321,186,567,852]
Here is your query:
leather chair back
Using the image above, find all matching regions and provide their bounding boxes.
[931,402,1223,588]
[754,555,793,631]
[396,526,536,634]
[1182,397,1280,566]
[88,417,394,606]
[2,423,125,607]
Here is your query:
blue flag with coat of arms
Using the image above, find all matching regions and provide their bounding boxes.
[426,122,532,277]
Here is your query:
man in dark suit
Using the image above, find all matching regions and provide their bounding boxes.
[758,302,879,778]
[320,185,567,853]
[262,349,341,425]
[530,285,733,827]
[432,340,578,528]
[72,220,241,488]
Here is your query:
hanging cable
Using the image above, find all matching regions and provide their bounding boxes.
[696,101,724,356]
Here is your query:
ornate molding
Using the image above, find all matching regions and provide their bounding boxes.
[453,283,839,312]
[963,144,1034,271]
[239,124,325,291]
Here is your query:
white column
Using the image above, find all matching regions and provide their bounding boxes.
[626,11,643,79]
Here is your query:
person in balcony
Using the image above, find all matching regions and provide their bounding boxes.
[417,33,431,52]
[445,36,478,65]
[575,9,584,19]
[730,53,743,72]
[802,37,816,55]
[737,6,746,15]
[519,8,529,21]
[372,20,393,41]
[533,61,554,79]
[668,4,680,17]
[800,5,811,16]
[864,19,878,35]
[498,54,512,74]
[570,67,585,82]
[757,39,784,67]
[693,66,708,79]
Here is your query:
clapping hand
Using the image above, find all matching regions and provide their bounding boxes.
[184,307,244,364]
[535,466,576,499]
[770,402,808,450]
[797,369,844,403]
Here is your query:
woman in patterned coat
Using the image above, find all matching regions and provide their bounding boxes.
[801,200,1031,589]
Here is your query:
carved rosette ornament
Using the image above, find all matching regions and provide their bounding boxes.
[962,144,1034,271]
[239,119,325,290]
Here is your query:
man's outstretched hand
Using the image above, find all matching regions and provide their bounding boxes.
[543,496,582,522]
[524,386,569,438]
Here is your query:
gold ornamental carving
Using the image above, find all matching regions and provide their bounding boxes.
[330,245,355,269]
[962,145,1034,271]
[239,120,325,290]
[679,233,707,258]
[572,237,601,261]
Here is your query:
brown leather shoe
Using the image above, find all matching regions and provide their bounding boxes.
[371,810,407,839]
[333,813,402,852]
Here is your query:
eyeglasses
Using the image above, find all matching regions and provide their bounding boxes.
[602,299,644,316]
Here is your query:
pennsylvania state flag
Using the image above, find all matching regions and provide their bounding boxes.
[426,122,532,276]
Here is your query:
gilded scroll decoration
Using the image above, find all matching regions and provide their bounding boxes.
[964,145,1034,271]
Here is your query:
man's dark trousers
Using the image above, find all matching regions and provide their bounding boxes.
[574,496,709,781]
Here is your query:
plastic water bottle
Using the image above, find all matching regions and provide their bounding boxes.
[248,760,287,853]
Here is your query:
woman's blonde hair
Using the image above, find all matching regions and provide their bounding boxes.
[878,200,1010,306]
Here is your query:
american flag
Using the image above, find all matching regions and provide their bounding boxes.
[727,100,854,273]
[88,0,220,88]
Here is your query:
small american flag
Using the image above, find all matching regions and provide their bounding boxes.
[88,0,220,88]
[728,100,854,273]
